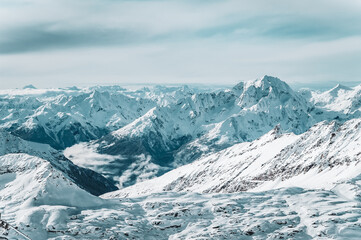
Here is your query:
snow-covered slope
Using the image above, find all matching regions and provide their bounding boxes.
[303,83,361,115]
[103,118,361,198]
[1,156,360,239]
[0,131,116,195]
[0,153,106,239]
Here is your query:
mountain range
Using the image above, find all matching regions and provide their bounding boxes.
[1,76,361,239]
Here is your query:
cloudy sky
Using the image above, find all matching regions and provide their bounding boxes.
[1,0,361,89]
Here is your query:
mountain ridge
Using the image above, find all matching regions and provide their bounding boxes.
[0,130,117,195]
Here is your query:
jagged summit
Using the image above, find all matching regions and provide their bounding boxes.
[247,75,292,94]
[254,75,286,85]
[233,75,306,111]
[232,75,293,99]
[237,75,288,88]
[332,83,351,91]
[232,81,244,92]
[328,83,352,96]
[67,86,80,90]
[308,82,361,114]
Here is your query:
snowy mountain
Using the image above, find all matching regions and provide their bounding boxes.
[22,84,37,89]
[2,77,360,189]
[0,85,214,150]
[0,88,156,149]
[0,131,116,195]
[68,76,322,187]
[103,117,361,198]
[0,153,107,239]
[302,83,361,115]
[1,77,361,239]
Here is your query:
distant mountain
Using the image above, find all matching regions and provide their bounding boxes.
[23,84,37,89]
[0,85,210,150]
[0,88,155,149]
[304,83,361,115]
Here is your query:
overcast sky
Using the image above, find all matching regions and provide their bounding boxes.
[1,0,361,89]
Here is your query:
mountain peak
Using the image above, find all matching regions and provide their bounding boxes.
[233,76,289,93]
[23,84,37,89]
[330,83,351,92]
[67,86,80,91]
[232,81,244,93]
[256,75,288,88]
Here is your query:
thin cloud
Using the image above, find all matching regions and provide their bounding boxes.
[0,24,143,54]
[0,0,361,88]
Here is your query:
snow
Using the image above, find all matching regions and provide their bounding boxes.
[307,83,361,114]
[74,76,321,186]
[253,162,361,192]
[104,118,361,198]
[0,153,106,239]
[2,166,361,239]
[0,130,117,195]
[1,77,361,239]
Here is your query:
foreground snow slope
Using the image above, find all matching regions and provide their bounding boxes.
[103,118,361,198]
[1,153,360,240]
[2,174,361,239]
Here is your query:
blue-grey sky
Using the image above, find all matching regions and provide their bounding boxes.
[1,0,361,89]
